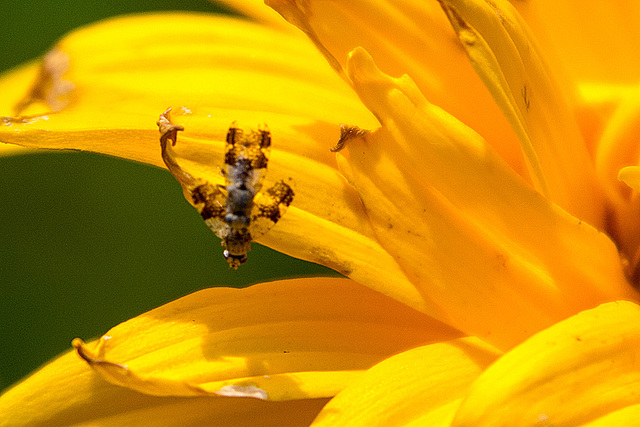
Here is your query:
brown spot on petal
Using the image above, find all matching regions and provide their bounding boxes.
[310,246,353,276]
[14,48,75,116]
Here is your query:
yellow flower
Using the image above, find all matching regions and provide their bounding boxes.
[1,0,640,425]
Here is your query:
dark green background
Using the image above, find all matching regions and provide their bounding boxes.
[0,1,338,391]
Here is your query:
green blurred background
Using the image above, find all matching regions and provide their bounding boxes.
[0,0,338,391]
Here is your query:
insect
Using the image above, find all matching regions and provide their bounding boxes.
[157,109,294,269]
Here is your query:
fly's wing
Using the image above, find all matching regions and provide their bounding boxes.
[225,125,271,192]
[248,179,295,240]
[190,182,230,240]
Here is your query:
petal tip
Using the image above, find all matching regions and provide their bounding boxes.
[617,166,640,192]
[346,47,377,83]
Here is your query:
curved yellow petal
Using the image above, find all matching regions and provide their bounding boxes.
[617,164,640,281]
[595,86,640,199]
[1,358,327,427]
[0,13,374,153]
[511,1,640,86]
[0,144,32,157]
[438,0,602,226]
[74,277,460,400]
[219,0,294,28]
[0,13,436,313]
[581,404,640,427]
[619,166,640,194]
[0,63,41,157]
[266,0,527,178]
[0,278,462,424]
[3,355,328,427]
[452,301,640,426]
[593,88,640,266]
[574,82,640,160]
[154,109,443,316]
[311,337,501,427]
[341,47,637,349]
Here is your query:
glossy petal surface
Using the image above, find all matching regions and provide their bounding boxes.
[312,337,501,426]
[453,301,640,426]
[340,47,637,349]
[0,278,461,425]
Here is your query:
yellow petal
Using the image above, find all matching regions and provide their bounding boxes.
[619,166,640,194]
[0,143,32,157]
[0,278,462,424]
[438,0,602,226]
[0,63,40,157]
[156,108,443,316]
[574,82,628,142]
[452,301,640,426]
[581,404,640,427]
[511,1,640,86]
[311,337,501,427]
[0,13,438,314]
[595,85,640,200]
[341,47,637,349]
[4,351,328,427]
[593,88,640,264]
[219,0,294,28]
[617,164,640,273]
[0,13,374,159]
[266,0,527,178]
